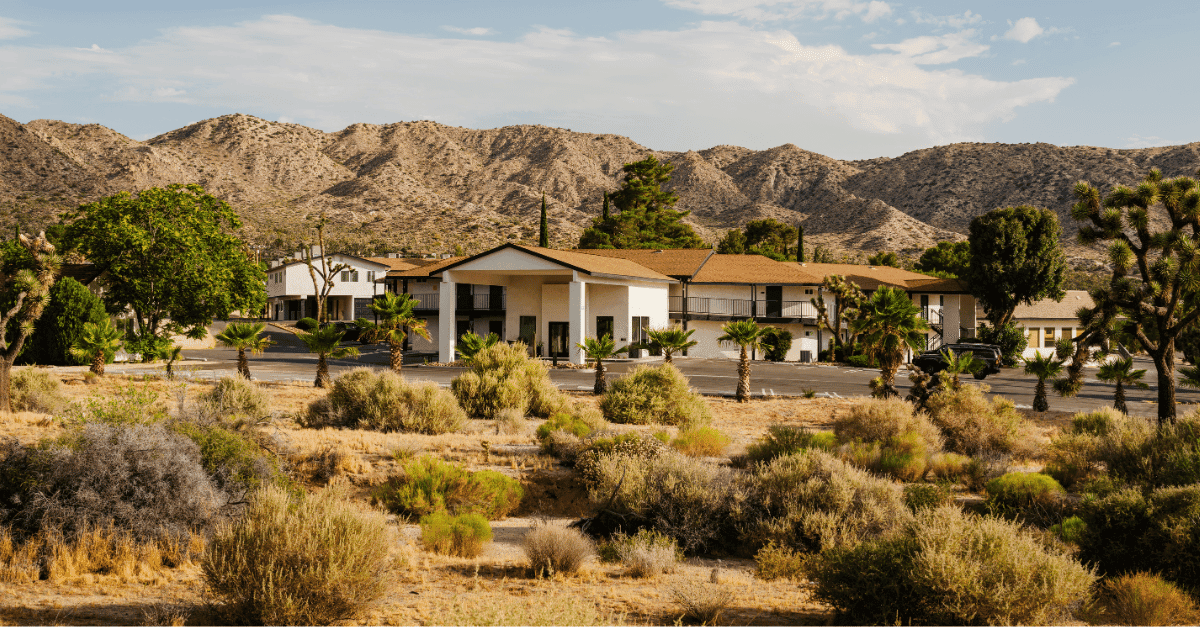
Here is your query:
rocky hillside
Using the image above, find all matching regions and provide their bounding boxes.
[2,112,1198,264]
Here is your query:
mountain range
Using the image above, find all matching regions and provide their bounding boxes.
[3,112,1199,265]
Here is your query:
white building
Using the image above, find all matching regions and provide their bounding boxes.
[378,243,975,365]
[1009,290,1094,358]
[265,252,399,321]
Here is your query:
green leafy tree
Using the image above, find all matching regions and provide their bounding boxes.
[63,184,266,346]
[761,327,793,361]
[1022,352,1064,412]
[362,292,429,372]
[21,277,108,366]
[811,275,865,360]
[852,286,929,398]
[1072,170,1200,425]
[811,246,834,263]
[867,251,901,268]
[964,205,1067,329]
[215,322,274,380]
[914,241,971,278]
[298,325,359,388]
[577,334,628,394]
[716,229,746,254]
[1097,357,1148,414]
[456,331,499,364]
[976,322,1029,367]
[640,325,698,364]
[539,192,549,248]
[69,318,124,376]
[745,219,797,260]
[718,319,769,403]
[577,156,705,249]
[1,232,59,412]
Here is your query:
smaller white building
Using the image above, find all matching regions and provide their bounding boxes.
[265,251,396,321]
[1010,290,1094,358]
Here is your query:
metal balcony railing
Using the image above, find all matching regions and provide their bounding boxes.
[405,292,506,311]
[408,293,439,310]
[669,296,817,319]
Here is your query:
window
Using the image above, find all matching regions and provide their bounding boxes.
[597,316,614,340]
[341,271,349,282]
[1074,328,1083,338]
[1026,327,1037,345]
[341,270,359,282]
[367,271,375,283]
[1044,327,1056,348]
[804,288,814,295]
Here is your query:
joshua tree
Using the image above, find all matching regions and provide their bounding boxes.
[577,334,628,394]
[852,286,929,398]
[1097,356,1148,414]
[361,292,429,373]
[298,325,359,388]
[216,322,274,380]
[1,232,59,411]
[811,275,865,361]
[718,319,769,403]
[69,319,124,376]
[1022,352,1064,412]
[641,325,698,364]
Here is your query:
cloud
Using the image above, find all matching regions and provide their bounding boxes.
[0,15,1074,156]
[74,44,112,53]
[663,0,893,22]
[1125,134,1178,149]
[912,10,983,29]
[1004,17,1045,43]
[441,26,495,36]
[1108,41,1120,47]
[871,30,988,65]
[0,16,31,40]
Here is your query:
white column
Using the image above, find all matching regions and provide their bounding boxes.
[439,274,457,363]
[942,294,961,344]
[569,276,587,365]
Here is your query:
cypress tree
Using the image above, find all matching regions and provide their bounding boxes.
[602,192,609,219]
[797,225,805,262]
[20,277,108,365]
[539,192,549,247]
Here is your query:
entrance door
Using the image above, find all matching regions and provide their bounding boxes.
[488,319,504,339]
[519,316,537,350]
[456,320,471,342]
[457,284,473,311]
[548,322,570,359]
[629,316,649,358]
[765,286,783,318]
[596,316,614,341]
[489,285,503,311]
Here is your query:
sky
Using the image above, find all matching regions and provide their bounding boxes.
[0,0,1195,160]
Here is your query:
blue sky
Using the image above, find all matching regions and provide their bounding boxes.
[0,0,1194,159]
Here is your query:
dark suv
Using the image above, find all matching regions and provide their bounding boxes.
[911,343,1002,380]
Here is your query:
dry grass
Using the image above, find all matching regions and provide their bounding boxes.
[0,526,202,584]
[670,577,735,624]
[523,523,594,577]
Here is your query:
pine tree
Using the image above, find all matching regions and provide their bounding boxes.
[539,192,549,247]
[577,156,705,249]
[797,225,805,262]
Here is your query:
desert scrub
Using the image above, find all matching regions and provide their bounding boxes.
[451,342,570,419]
[372,455,523,520]
[670,578,734,625]
[833,397,943,453]
[984,472,1065,525]
[811,505,1095,625]
[754,541,808,581]
[1054,409,1200,489]
[599,363,711,427]
[523,523,595,576]
[10,368,66,414]
[203,486,392,625]
[670,426,731,457]
[1078,485,1200,590]
[926,451,972,482]
[421,511,492,558]
[574,432,669,487]
[903,483,953,512]
[837,430,933,482]
[303,368,466,434]
[925,383,1039,458]
[742,449,912,553]
[59,386,168,427]
[202,376,269,423]
[171,421,284,493]
[744,424,835,464]
[1088,572,1200,626]
[535,411,607,460]
[609,528,679,578]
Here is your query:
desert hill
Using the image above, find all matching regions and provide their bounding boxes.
[2,112,1197,264]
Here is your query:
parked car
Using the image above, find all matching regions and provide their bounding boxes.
[911,343,1002,379]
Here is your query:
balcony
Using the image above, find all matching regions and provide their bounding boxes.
[404,292,506,312]
[669,296,818,320]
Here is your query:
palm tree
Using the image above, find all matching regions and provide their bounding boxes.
[1022,352,1064,412]
[215,322,274,380]
[642,325,698,364]
[718,319,769,403]
[851,286,929,398]
[360,292,429,373]
[940,349,982,391]
[456,330,499,364]
[1098,356,1149,413]
[298,325,360,388]
[158,344,183,379]
[69,319,123,376]
[577,334,628,394]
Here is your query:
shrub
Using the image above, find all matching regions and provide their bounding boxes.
[1048,410,1200,490]
[451,343,569,419]
[811,506,1096,626]
[1071,407,1121,436]
[20,277,109,366]
[670,426,730,457]
[535,411,605,449]
[670,579,734,625]
[833,397,943,453]
[0,423,230,542]
[925,384,1038,458]
[203,376,269,422]
[421,511,492,558]
[575,432,669,487]
[295,317,318,331]
[903,483,952,511]
[171,422,281,494]
[985,472,1065,525]
[754,541,808,580]
[1094,572,1200,626]
[599,364,711,427]
[10,368,66,414]
[523,524,594,576]
[610,528,679,578]
[837,431,931,482]
[744,424,835,464]
[743,449,912,553]
[1050,515,1086,544]
[203,486,392,625]
[760,327,792,362]
[60,386,167,427]
[372,455,522,520]
[1079,485,1200,590]
[926,451,972,482]
[304,368,466,434]
[846,353,874,368]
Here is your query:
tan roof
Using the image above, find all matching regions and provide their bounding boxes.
[795,262,968,292]
[364,256,423,272]
[690,254,823,284]
[1011,290,1094,321]
[427,244,673,282]
[386,256,467,278]
[571,248,713,278]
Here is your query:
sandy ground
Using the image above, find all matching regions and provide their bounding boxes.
[0,367,1080,626]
